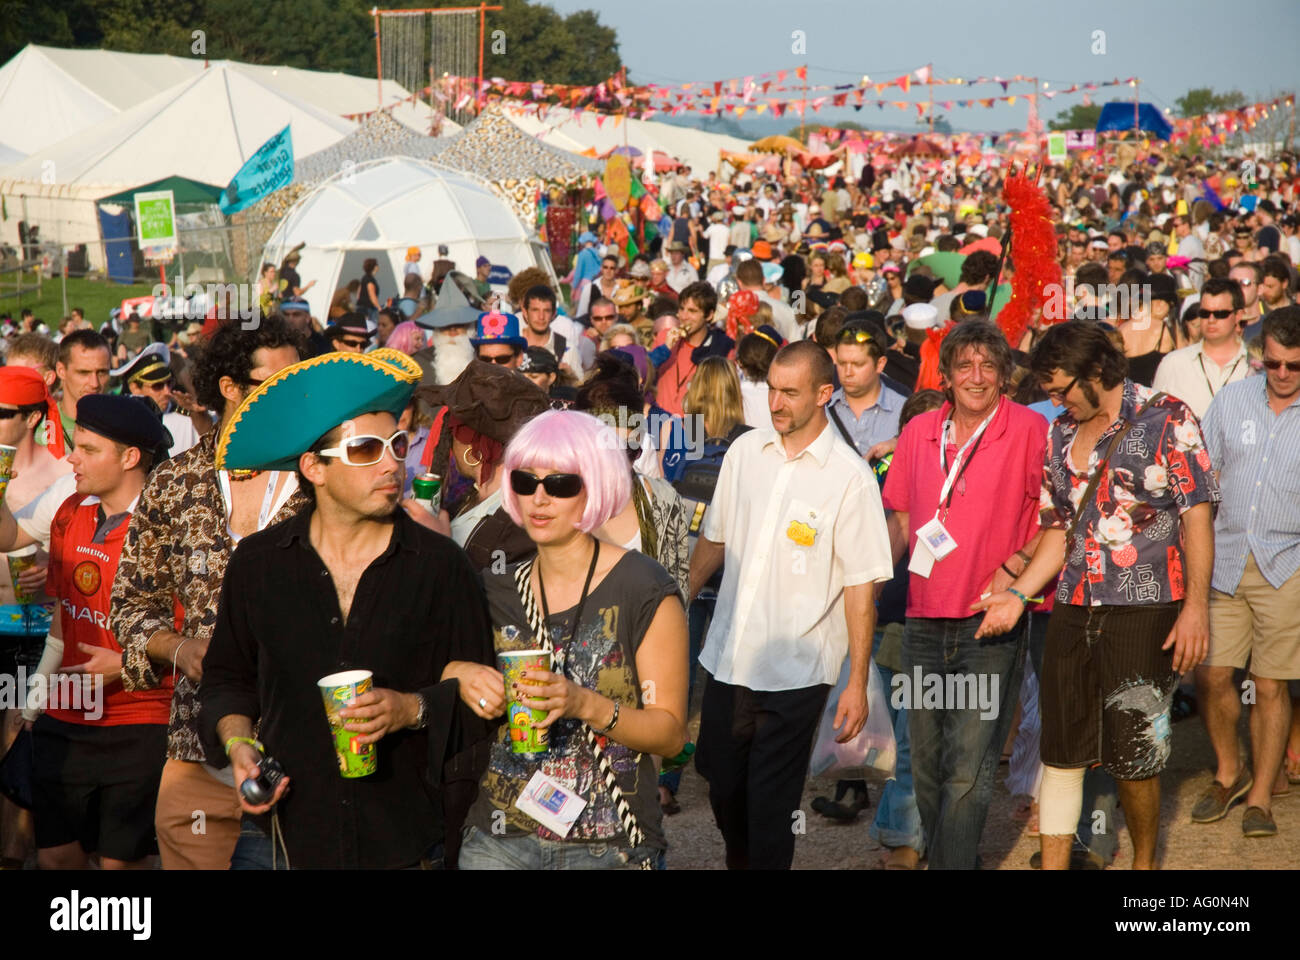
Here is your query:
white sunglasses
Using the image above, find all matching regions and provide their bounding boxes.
[319,430,410,466]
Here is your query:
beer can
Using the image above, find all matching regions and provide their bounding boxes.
[412,473,442,515]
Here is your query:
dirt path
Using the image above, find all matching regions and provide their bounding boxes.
[662,701,1297,870]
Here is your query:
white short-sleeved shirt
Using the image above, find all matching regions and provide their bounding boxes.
[1152,339,1251,419]
[15,471,78,549]
[699,421,893,691]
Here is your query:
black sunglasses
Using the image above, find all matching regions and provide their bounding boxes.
[1263,359,1300,372]
[509,470,584,498]
[0,409,26,420]
[479,353,516,366]
[1044,375,1079,402]
[1197,308,1234,319]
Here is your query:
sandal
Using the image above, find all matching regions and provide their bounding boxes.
[1287,748,1300,786]
[658,786,681,816]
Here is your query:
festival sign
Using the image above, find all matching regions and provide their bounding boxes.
[1065,129,1097,150]
[134,190,177,263]
[1047,132,1067,163]
[604,154,631,211]
[219,125,294,216]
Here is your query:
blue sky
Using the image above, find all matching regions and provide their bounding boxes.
[544,0,1299,132]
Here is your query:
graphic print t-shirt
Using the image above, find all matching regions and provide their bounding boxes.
[468,550,679,850]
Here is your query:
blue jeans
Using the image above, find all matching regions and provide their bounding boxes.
[231,816,445,869]
[660,594,712,795]
[230,817,273,870]
[903,613,1025,870]
[869,651,926,855]
[458,825,664,870]
[1027,611,1118,863]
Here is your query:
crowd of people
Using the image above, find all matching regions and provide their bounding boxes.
[1,136,1299,872]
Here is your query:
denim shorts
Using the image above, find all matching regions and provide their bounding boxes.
[458,824,665,870]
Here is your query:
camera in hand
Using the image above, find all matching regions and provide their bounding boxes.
[240,755,287,805]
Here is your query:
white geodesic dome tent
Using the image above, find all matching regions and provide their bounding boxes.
[262,157,556,320]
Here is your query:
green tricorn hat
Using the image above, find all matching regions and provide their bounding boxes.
[216,348,422,471]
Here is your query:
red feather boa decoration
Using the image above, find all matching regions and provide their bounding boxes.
[996,165,1062,348]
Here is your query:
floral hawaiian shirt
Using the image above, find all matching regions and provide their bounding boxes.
[1040,380,1220,607]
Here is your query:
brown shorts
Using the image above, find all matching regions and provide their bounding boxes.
[1039,602,1181,781]
[1208,554,1300,679]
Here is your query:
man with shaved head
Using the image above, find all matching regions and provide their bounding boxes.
[688,339,894,869]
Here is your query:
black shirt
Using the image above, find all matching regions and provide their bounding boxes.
[201,507,493,869]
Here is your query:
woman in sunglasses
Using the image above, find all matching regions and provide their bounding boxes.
[458,410,689,870]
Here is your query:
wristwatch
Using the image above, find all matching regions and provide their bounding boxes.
[410,693,429,730]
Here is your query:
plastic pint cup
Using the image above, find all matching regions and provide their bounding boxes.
[317,669,378,778]
[7,545,37,604]
[0,444,15,505]
[497,650,552,755]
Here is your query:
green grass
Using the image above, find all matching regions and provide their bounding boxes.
[0,273,157,328]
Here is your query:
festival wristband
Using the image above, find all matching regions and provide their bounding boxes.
[224,737,264,757]
[1007,588,1030,606]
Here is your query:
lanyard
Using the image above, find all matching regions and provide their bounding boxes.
[1197,352,1242,399]
[217,470,295,537]
[937,401,998,512]
[536,538,601,669]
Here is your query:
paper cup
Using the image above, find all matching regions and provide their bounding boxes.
[317,669,378,779]
[0,445,15,505]
[7,545,38,605]
[497,649,552,755]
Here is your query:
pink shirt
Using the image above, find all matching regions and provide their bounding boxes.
[881,396,1048,619]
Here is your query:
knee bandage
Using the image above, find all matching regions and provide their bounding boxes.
[1039,764,1085,836]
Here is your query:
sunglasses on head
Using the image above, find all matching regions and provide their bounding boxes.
[319,430,409,466]
[1263,359,1300,372]
[837,326,875,345]
[509,470,584,498]
[1197,308,1234,319]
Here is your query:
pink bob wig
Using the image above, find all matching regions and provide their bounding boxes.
[501,410,631,534]
[385,320,424,356]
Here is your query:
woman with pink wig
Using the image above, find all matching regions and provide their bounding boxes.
[458,410,688,870]
[383,320,425,356]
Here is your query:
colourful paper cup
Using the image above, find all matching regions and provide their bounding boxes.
[6,545,37,605]
[0,445,15,506]
[317,669,378,779]
[497,649,552,755]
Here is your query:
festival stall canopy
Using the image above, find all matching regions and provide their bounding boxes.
[1096,102,1173,140]
[749,135,805,154]
[504,106,750,177]
[99,176,225,206]
[427,104,600,221]
[262,157,556,321]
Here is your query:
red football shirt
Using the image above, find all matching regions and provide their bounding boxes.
[46,494,172,726]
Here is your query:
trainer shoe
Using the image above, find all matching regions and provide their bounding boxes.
[1190,771,1253,823]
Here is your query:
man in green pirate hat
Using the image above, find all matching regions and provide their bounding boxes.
[201,348,495,869]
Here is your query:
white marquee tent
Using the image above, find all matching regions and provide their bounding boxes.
[504,107,752,177]
[263,157,555,320]
[0,44,451,160]
[0,64,357,262]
